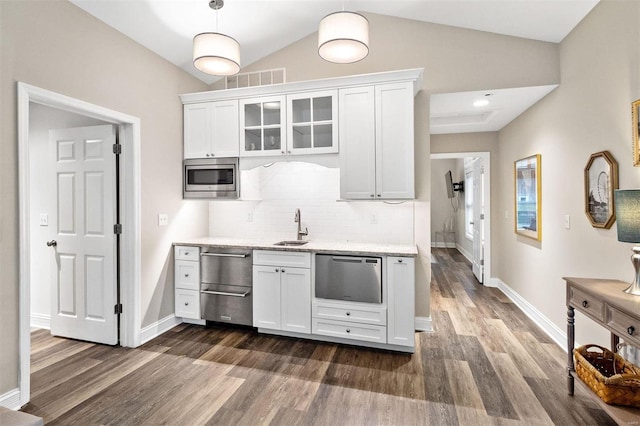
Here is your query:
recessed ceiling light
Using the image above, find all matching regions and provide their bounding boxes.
[473,99,490,107]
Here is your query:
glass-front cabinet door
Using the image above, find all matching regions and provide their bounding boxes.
[287,90,338,155]
[240,96,286,157]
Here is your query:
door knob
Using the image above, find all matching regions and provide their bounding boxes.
[46,240,57,247]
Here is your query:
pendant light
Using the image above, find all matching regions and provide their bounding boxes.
[318,3,369,64]
[193,0,240,76]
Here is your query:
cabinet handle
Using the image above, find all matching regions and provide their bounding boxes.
[281,151,285,154]
[346,312,351,316]
[210,153,215,157]
[287,150,291,154]
[184,252,189,255]
[370,194,374,198]
[185,274,189,278]
[346,329,351,333]
[275,268,279,272]
[377,194,381,197]
[281,269,286,273]
[628,326,635,336]
[582,300,588,308]
[398,259,403,263]
[185,302,189,306]
[206,154,210,157]
[46,240,57,247]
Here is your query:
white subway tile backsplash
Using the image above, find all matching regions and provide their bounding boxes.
[209,162,415,244]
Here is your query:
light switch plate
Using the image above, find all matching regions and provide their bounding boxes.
[370,213,377,224]
[158,213,169,226]
[39,213,48,226]
[564,214,571,230]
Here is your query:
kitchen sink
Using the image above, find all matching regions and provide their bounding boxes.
[273,240,309,246]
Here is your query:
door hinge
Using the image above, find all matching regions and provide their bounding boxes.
[113,143,122,155]
[114,303,123,315]
[480,214,485,220]
[114,224,122,234]
[480,259,485,266]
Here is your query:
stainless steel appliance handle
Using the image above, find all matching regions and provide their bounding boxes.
[331,256,363,263]
[201,252,249,258]
[201,289,250,297]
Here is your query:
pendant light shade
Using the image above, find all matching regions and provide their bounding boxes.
[318,11,369,64]
[193,32,241,76]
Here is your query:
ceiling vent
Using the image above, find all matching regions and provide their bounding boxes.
[225,68,286,89]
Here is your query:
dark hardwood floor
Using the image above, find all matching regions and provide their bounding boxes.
[22,248,614,425]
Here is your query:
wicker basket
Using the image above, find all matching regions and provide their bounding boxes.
[573,344,640,407]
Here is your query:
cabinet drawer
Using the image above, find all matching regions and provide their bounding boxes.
[312,300,386,326]
[253,250,311,268]
[569,287,604,322]
[175,289,200,319]
[312,318,386,343]
[606,306,640,347]
[175,260,200,290]
[175,246,200,261]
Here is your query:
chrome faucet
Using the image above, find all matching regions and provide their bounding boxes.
[294,208,308,240]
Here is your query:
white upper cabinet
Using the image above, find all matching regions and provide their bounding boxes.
[375,82,415,199]
[339,82,415,200]
[184,100,239,159]
[287,90,338,155]
[240,96,287,157]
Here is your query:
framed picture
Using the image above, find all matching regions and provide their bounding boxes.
[514,154,542,241]
[633,99,640,166]
[584,150,618,228]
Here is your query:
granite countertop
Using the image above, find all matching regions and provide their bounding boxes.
[173,237,418,257]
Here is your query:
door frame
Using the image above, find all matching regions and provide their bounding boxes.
[430,151,491,285]
[17,82,142,406]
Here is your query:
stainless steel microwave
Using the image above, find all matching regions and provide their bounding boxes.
[183,158,239,199]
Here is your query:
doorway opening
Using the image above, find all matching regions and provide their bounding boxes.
[430,152,491,285]
[17,83,142,406]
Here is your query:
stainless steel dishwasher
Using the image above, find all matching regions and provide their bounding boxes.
[315,254,382,304]
[200,247,253,326]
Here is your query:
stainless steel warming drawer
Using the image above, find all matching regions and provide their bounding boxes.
[200,248,253,326]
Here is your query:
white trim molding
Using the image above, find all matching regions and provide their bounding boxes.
[30,314,51,330]
[455,244,473,263]
[0,389,21,410]
[491,278,566,349]
[139,315,182,345]
[17,82,142,407]
[415,316,433,332]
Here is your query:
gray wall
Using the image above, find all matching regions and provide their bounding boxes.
[495,0,640,347]
[0,0,209,395]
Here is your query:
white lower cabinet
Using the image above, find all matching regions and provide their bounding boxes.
[174,246,202,321]
[253,250,311,334]
[387,256,415,347]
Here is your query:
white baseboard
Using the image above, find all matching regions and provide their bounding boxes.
[30,313,50,330]
[430,242,456,248]
[415,316,432,332]
[492,278,566,349]
[455,244,473,263]
[0,389,21,410]
[139,314,182,345]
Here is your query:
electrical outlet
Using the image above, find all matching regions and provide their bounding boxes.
[158,213,169,226]
[39,213,48,226]
[564,214,571,230]
[247,212,253,222]
[370,213,377,224]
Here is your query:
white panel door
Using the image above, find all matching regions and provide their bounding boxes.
[280,267,311,334]
[375,82,415,199]
[472,160,485,283]
[49,125,117,345]
[339,86,376,199]
[252,265,281,329]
